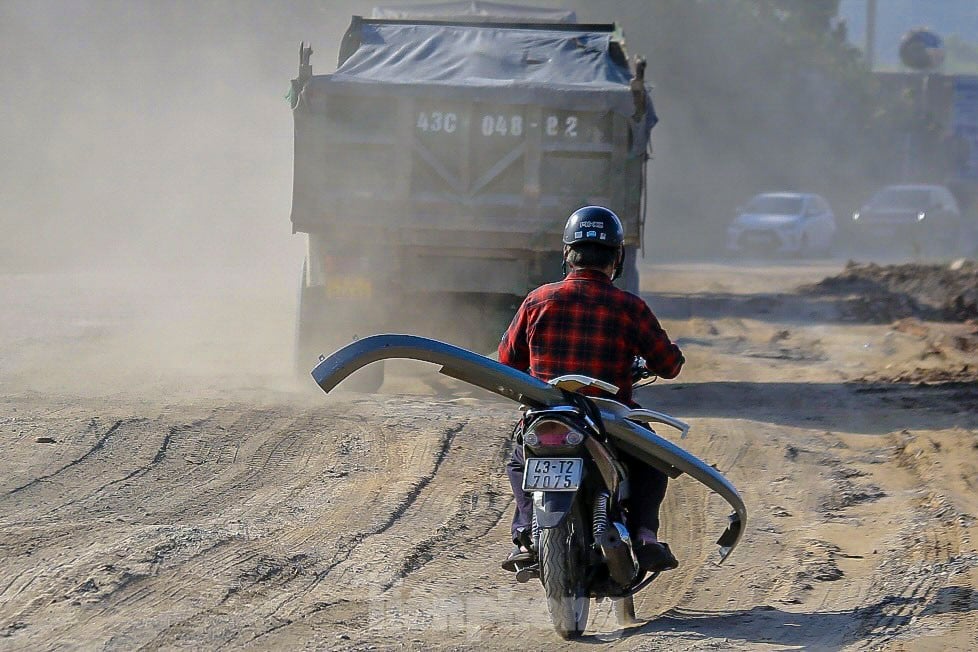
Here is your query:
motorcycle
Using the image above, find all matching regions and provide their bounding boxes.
[311,334,746,640]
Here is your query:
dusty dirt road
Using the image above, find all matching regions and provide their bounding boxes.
[1,261,976,650]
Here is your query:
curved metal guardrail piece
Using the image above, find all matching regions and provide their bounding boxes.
[591,398,746,562]
[311,333,563,407]
[311,333,746,562]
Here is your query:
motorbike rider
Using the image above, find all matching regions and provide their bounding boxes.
[498,205,685,574]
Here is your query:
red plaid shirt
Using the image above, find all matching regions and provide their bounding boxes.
[498,268,683,404]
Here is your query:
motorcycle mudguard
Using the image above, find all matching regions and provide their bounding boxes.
[312,334,747,563]
[532,491,575,529]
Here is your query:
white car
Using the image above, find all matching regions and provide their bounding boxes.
[726,192,836,256]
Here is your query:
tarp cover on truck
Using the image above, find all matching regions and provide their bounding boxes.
[302,19,656,152]
[371,1,576,23]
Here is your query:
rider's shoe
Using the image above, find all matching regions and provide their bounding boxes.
[501,545,535,572]
[636,541,679,572]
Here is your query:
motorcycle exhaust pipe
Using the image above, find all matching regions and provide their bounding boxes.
[592,493,639,585]
[601,522,640,585]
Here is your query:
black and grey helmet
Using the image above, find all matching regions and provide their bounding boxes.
[562,206,625,248]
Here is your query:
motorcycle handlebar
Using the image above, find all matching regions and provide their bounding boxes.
[631,356,653,383]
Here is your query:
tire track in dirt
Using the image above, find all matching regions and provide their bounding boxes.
[98,411,358,648]
[9,264,978,650]
[5,419,126,496]
[145,417,382,641]
[307,419,466,580]
[845,430,977,650]
[581,420,853,649]
[851,530,950,649]
[30,418,211,520]
[335,414,754,648]
[6,535,250,649]
[281,417,472,597]
[131,409,476,649]
[612,418,756,644]
[2,410,235,529]
[357,413,745,647]
[119,408,329,526]
[378,433,514,592]
[0,404,348,650]
[7,396,946,651]
[0,416,169,582]
[238,411,521,649]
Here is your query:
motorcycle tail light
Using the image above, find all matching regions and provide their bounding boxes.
[525,418,584,447]
[565,430,584,445]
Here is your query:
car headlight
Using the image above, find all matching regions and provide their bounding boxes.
[917,212,926,221]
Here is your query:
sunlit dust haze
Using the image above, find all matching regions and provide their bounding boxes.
[0,1,379,395]
[0,1,917,396]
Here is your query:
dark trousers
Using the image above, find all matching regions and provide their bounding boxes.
[506,441,668,543]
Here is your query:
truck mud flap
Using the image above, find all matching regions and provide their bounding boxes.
[312,334,747,563]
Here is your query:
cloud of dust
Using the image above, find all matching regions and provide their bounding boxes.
[0,1,393,392]
[0,1,936,395]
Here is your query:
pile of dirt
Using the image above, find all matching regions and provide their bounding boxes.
[853,317,978,384]
[858,364,978,385]
[804,260,978,322]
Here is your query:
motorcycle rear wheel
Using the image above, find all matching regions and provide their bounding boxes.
[539,513,590,639]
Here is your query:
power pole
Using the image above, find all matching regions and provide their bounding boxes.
[866,0,877,70]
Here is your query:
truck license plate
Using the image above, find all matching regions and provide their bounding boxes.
[523,458,583,492]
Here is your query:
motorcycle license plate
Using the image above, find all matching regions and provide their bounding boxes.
[523,458,583,492]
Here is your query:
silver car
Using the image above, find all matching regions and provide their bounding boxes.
[726,192,836,256]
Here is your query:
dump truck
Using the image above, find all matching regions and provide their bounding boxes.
[289,3,657,389]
